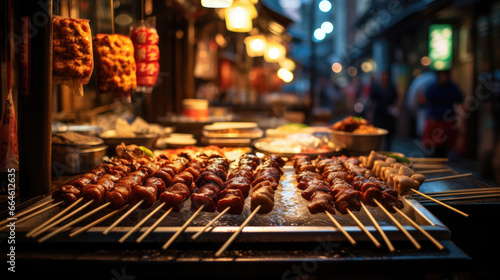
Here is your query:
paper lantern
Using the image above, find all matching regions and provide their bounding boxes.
[224,3,253,32]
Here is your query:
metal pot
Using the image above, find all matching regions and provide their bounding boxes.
[329,128,388,156]
[51,143,107,175]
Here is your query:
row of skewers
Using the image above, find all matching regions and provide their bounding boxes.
[1,147,483,255]
[2,145,286,254]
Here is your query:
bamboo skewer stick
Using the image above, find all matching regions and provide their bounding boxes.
[422,187,499,195]
[412,163,447,170]
[69,207,124,238]
[103,200,143,235]
[412,189,469,217]
[110,0,114,34]
[1,201,64,229]
[191,207,231,240]
[215,205,261,257]
[415,188,500,199]
[392,206,444,250]
[30,199,94,238]
[38,202,111,243]
[162,205,205,250]
[324,210,356,246]
[418,169,454,174]
[119,202,166,243]
[417,193,500,203]
[373,199,421,250]
[347,209,381,248]
[361,203,394,252]
[26,197,83,238]
[424,173,473,182]
[136,207,173,243]
[0,199,55,226]
[408,157,449,162]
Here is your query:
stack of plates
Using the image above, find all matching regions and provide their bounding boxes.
[201,122,263,146]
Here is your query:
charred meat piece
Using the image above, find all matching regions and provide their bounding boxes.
[323,171,348,185]
[195,171,224,188]
[224,176,252,198]
[334,188,362,214]
[160,191,186,212]
[381,189,403,212]
[81,174,122,207]
[52,185,81,205]
[308,191,336,214]
[252,167,282,185]
[130,177,166,209]
[217,188,245,215]
[301,178,331,201]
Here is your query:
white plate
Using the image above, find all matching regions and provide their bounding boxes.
[203,122,258,131]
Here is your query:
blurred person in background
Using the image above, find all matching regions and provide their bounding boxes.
[370,71,398,151]
[421,70,464,158]
[406,69,437,138]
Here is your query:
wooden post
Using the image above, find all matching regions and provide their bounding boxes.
[17,0,53,196]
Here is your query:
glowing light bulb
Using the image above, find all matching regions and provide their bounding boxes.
[319,0,331,12]
[331,62,342,73]
[314,28,326,41]
[321,21,334,33]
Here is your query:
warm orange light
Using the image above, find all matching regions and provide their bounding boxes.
[224,0,257,33]
[420,56,431,66]
[279,58,296,71]
[331,62,342,73]
[244,35,266,57]
[361,60,373,72]
[264,40,286,62]
[225,5,252,32]
[347,66,357,77]
[201,0,233,8]
[277,68,293,83]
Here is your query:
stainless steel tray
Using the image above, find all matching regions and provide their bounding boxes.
[11,164,451,243]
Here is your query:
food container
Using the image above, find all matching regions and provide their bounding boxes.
[52,131,107,174]
[52,123,102,136]
[163,133,197,148]
[183,99,209,120]
[99,130,159,155]
[52,144,107,174]
[329,128,388,155]
[202,122,263,146]
[253,133,342,159]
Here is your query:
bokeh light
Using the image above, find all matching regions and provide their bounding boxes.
[319,0,332,12]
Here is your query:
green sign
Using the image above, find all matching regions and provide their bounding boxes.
[428,24,453,71]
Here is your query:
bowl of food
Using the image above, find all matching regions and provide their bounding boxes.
[253,133,343,159]
[99,130,159,155]
[329,116,388,155]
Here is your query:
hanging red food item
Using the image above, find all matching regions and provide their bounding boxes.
[92,34,137,99]
[0,89,19,177]
[52,16,93,96]
[130,20,160,93]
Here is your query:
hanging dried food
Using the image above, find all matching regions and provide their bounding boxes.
[93,34,137,97]
[52,16,93,96]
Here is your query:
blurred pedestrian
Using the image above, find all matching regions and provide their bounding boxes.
[370,71,398,151]
[406,69,437,138]
[421,70,464,157]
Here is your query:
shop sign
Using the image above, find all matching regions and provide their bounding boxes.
[428,24,453,71]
